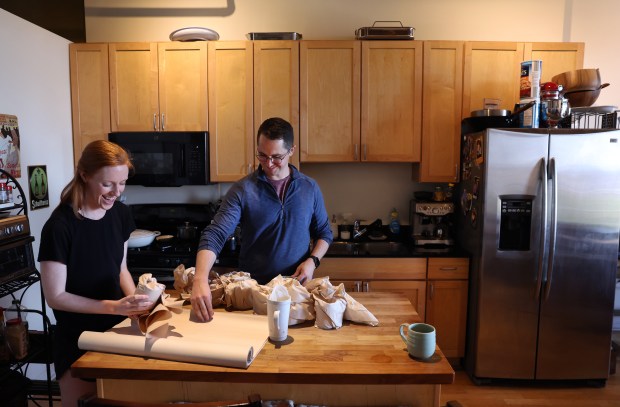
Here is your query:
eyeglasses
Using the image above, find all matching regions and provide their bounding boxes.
[255,149,291,164]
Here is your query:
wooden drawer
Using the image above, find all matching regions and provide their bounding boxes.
[317,257,427,280]
[427,258,469,280]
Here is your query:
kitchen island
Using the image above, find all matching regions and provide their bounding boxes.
[72,292,455,406]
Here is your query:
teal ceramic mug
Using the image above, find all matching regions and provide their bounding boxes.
[399,322,436,359]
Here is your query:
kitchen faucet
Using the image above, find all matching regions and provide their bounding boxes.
[353,219,382,239]
[353,220,364,239]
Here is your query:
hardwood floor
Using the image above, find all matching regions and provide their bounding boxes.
[441,334,620,407]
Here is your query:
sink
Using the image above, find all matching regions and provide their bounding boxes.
[326,241,408,256]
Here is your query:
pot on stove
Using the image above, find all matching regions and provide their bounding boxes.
[177,222,198,240]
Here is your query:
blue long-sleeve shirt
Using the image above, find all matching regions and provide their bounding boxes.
[198,164,333,284]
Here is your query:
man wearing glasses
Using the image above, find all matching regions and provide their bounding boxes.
[191,117,333,322]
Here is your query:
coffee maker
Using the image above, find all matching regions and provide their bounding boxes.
[410,200,455,246]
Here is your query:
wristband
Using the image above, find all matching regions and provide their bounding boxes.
[309,255,320,268]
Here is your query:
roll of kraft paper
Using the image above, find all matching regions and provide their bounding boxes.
[78,309,269,369]
[78,331,254,368]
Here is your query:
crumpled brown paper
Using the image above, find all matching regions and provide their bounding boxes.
[171,266,378,330]
[251,275,315,325]
[221,271,258,310]
[305,276,379,329]
[135,273,166,304]
[173,264,195,295]
[172,265,227,306]
[306,277,347,329]
[134,274,185,339]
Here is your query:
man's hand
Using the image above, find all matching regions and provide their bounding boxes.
[190,277,214,322]
[291,258,316,285]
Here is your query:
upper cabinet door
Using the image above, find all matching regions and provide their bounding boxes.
[109,43,159,131]
[158,42,208,131]
[208,41,254,182]
[253,40,300,168]
[362,41,422,162]
[524,42,585,83]
[300,41,361,162]
[69,43,110,164]
[462,41,524,116]
[418,41,464,183]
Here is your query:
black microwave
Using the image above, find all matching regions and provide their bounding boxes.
[108,131,211,187]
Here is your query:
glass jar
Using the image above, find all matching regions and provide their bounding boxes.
[433,186,445,202]
[4,300,28,360]
[0,183,7,204]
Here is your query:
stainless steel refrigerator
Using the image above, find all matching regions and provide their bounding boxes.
[458,127,620,383]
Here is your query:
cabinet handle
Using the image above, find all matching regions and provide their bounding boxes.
[429,282,434,300]
[248,163,253,174]
[439,267,457,271]
[363,144,367,161]
[454,164,459,181]
[153,114,157,131]
[354,144,359,161]
[363,281,369,292]
[354,281,362,292]
[161,113,165,131]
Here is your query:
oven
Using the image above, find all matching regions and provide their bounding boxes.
[0,215,36,291]
[126,204,239,287]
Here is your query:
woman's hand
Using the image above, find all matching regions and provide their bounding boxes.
[114,294,154,316]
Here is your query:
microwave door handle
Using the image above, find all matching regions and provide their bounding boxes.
[179,145,186,177]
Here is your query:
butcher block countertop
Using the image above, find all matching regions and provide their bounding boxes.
[72,292,454,384]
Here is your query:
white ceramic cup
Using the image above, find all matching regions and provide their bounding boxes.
[267,295,291,342]
[399,322,436,359]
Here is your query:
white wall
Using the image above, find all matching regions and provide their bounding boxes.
[0,8,74,378]
[83,0,620,221]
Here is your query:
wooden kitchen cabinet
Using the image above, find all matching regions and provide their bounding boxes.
[300,41,361,162]
[462,41,525,116]
[69,43,111,164]
[361,41,423,162]
[317,257,427,319]
[416,41,464,183]
[253,40,300,168]
[524,42,584,83]
[109,42,208,132]
[463,41,584,116]
[208,41,254,182]
[300,40,422,163]
[425,257,469,359]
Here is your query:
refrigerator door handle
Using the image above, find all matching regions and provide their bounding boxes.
[536,157,548,300]
[544,157,558,300]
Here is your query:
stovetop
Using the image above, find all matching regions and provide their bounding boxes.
[130,203,218,237]
[126,203,238,285]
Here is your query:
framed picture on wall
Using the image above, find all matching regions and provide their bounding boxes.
[27,165,49,211]
[0,113,21,178]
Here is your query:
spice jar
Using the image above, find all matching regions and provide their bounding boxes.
[433,186,445,202]
[4,300,29,360]
[0,183,7,204]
